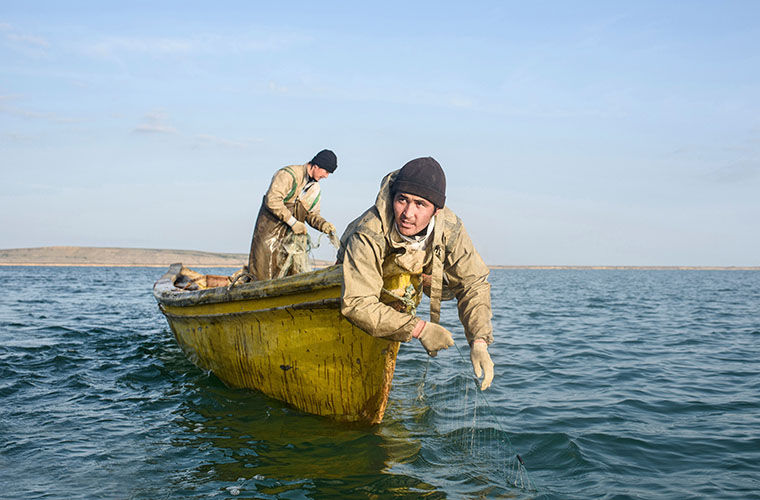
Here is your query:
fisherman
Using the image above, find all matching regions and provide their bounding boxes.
[247,149,338,281]
[337,157,495,390]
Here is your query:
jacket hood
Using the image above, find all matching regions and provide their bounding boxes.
[373,170,399,234]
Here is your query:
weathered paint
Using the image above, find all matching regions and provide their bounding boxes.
[161,286,337,316]
[154,264,417,424]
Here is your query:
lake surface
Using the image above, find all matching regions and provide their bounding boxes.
[1,266,758,499]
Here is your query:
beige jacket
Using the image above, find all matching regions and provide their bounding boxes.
[337,170,493,345]
[248,164,329,280]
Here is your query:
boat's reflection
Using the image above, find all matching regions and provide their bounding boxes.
[167,375,435,496]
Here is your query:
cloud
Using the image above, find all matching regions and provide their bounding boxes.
[2,132,36,143]
[1,23,50,52]
[449,96,476,109]
[268,81,289,94]
[134,123,177,134]
[133,111,177,134]
[194,134,261,149]
[87,37,194,58]
[6,32,49,48]
[704,161,759,184]
[670,134,760,184]
[82,32,310,60]
[264,75,481,113]
[0,94,77,123]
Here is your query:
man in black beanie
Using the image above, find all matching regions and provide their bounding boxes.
[337,157,495,391]
[247,149,338,280]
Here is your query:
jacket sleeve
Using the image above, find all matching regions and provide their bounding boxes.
[263,169,296,223]
[305,210,328,231]
[444,224,494,345]
[302,182,327,230]
[340,231,418,342]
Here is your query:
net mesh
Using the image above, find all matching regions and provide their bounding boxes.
[415,343,539,494]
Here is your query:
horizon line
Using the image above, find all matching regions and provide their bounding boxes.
[0,246,757,270]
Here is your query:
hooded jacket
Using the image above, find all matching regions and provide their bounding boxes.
[337,170,493,345]
[248,163,330,280]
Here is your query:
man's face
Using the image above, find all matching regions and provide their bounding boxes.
[309,165,330,181]
[393,192,438,237]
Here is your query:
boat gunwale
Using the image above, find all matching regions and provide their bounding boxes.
[158,297,341,319]
[153,263,343,308]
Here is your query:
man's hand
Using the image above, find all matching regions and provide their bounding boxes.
[470,340,494,390]
[291,221,308,235]
[321,221,336,235]
[416,321,454,357]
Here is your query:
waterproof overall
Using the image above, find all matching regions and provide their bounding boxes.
[248,164,329,281]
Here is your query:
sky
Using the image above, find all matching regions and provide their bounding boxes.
[1,1,758,266]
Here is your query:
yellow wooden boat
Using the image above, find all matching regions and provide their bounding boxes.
[153,263,419,425]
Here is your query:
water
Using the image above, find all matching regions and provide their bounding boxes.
[1,266,758,499]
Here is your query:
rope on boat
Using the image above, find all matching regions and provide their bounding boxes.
[228,271,254,288]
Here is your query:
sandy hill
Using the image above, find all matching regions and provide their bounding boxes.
[0,246,250,267]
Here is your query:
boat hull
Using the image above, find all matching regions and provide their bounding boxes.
[154,264,406,424]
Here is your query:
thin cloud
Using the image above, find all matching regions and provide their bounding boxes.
[134,123,177,134]
[83,32,310,59]
[449,96,476,109]
[704,161,759,184]
[6,108,72,122]
[0,94,77,123]
[87,37,194,58]
[194,134,261,149]
[133,111,177,134]
[2,132,36,143]
[6,32,50,48]
[264,76,480,113]
[268,81,289,94]
[1,23,50,52]
[672,135,760,184]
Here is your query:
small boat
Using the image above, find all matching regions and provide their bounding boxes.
[153,263,419,424]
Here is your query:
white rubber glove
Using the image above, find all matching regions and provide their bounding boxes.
[291,221,307,235]
[417,321,454,357]
[470,341,494,390]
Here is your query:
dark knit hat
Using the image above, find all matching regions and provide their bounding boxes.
[392,157,446,208]
[310,149,337,173]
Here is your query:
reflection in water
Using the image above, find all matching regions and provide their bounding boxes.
[144,323,537,498]
[165,372,437,498]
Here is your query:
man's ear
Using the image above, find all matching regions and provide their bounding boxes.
[434,207,442,216]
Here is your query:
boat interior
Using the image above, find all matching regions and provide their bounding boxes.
[173,266,236,291]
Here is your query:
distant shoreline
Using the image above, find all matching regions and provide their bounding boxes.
[2,264,758,270]
[0,246,249,268]
[0,263,243,268]
[489,265,760,271]
[0,246,757,270]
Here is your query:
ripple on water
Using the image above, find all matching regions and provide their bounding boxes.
[1,267,759,499]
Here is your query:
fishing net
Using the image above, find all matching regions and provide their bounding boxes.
[275,231,340,279]
[415,342,539,494]
[276,233,312,278]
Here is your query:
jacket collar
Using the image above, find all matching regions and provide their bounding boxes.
[373,170,398,236]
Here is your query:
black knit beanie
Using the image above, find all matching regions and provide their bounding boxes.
[392,157,446,208]
[310,149,338,173]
